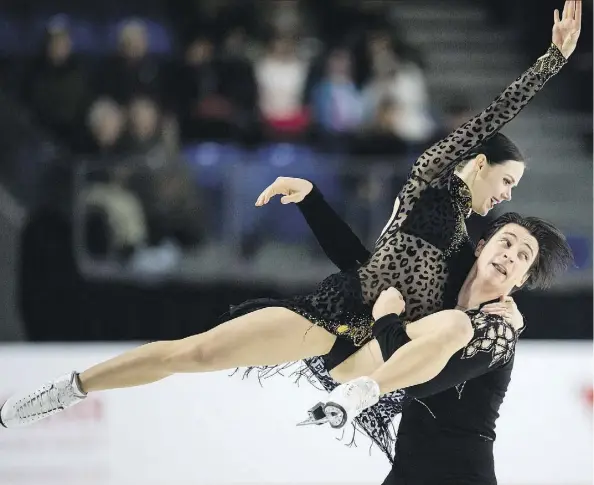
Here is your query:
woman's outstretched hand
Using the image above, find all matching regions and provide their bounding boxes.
[552,0,582,59]
[255,177,314,206]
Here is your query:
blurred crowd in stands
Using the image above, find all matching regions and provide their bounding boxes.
[0,0,591,342]
[4,1,444,155]
[0,0,590,263]
[0,0,445,258]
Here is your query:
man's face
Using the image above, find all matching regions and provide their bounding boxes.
[475,223,539,290]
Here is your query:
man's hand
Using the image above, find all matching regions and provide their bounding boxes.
[481,295,524,331]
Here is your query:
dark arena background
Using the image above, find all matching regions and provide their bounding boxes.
[0,1,591,484]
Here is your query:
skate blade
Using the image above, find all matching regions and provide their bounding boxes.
[296,415,329,426]
[296,402,328,427]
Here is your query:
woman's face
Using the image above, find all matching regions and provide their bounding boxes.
[470,158,525,216]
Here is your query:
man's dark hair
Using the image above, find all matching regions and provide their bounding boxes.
[482,212,574,289]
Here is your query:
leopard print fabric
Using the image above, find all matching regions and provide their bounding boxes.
[357,43,567,324]
[286,44,566,342]
[235,45,565,461]
[357,175,472,322]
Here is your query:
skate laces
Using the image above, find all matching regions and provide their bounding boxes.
[15,382,72,421]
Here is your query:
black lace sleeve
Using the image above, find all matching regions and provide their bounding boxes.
[405,312,521,399]
[297,185,371,271]
[375,44,567,247]
[410,44,566,182]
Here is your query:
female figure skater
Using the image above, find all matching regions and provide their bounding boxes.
[0,3,580,457]
[292,181,572,485]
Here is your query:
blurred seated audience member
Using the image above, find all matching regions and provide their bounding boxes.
[255,34,310,136]
[218,27,259,135]
[361,32,435,144]
[310,48,363,135]
[77,98,141,257]
[265,0,303,35]
[351,26,426,88]
[261,0,322,56]
[428,94,475,144]
[83,182,148,259]
[21,17,91,150]
[172,36,237,142]
[96,19,163,104]
[353,97,408,156]
[82,97,127,156]
[121,96,204,248]
[126,95,163,152]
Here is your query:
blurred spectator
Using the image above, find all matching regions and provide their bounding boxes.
[361,32,435,144]
[260,0,322,57]
[255,34,310,136]
[218,28,259,130]
[267,0,302,35]
[96,19,163,104]
[353,97,408,156]
[127,96,162,151]
[221,27,248,58]
[310,48,363,135]
[21,19,91,149]
[79,97,141,256]
[429,94,474,143]
[122,96,204,248]
[84,97,127,155]
[172,36,236,142]
[81,95,203,260]
[84,182,148,258]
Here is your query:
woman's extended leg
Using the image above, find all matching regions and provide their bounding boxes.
[80,307,337,392]
[1,307,337,428]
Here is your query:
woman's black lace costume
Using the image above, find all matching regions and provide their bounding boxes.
[227,45,565,461]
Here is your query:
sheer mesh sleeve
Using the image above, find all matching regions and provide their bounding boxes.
[376,44,567,245]
[410,44,566,183]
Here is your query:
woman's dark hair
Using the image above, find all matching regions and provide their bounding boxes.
[459,133,524,168]
[481,212,574,290]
